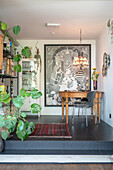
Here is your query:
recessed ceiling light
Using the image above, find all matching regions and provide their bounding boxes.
[50,32,55,35]
[45,23,60,27]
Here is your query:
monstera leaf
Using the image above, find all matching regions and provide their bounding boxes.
[13,54,22,62]
[13,25,21,35]
[31,89,42,99]
[21,46,31,58]
[20,88,27,97]
[0,92,10,102]
[13,95,24,108]
[14,64,21,72]
[30,103,42,113]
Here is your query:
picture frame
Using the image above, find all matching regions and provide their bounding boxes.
[44,44,91,106]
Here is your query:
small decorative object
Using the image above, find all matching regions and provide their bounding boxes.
[107,19,113,43]
[91,68,100,90]
[102,65,107,77]
[93,80,97,91]
[102,52,110,77]
[85,77,89,91]
[34,41,41,72]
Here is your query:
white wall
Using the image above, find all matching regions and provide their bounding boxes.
[18,40,96,116]
[96,26,113,127]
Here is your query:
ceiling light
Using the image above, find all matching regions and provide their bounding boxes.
[73,29,89,68]
[46,23,60,27]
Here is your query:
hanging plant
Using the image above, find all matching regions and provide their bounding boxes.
[0,21,31,72]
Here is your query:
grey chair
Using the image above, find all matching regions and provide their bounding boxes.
[72,91,96,127]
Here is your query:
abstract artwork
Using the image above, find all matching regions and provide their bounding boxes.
[44,44,91,106]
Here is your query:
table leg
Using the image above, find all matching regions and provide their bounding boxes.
[98,93,102,123]
[91,106,93,119]
[62,97,65,120]
[66,97,68,124]
[94,93,98,124]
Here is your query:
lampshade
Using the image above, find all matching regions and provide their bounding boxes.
[73,30,89,67]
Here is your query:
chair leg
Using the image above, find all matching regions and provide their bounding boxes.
[78,107,80,117]
[82,108,84,123]
[85,107,88,127]
[72,106,75,126]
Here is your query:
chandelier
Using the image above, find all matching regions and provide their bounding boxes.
[73,30,89,67]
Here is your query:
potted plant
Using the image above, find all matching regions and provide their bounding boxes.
[0,21,31,72]
[0,88,42,141]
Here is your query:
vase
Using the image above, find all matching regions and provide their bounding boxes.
[93,80,97,90]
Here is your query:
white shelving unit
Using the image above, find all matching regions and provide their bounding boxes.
[19,58,39,112]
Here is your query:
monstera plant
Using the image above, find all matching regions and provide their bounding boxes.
[0,88,42,141]
[0,21,31,72]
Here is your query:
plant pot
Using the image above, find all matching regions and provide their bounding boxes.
[0,137,4,152]
[0,126,10,138]
[93,80,97,90]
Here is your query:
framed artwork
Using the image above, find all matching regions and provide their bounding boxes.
[44,44,91,106]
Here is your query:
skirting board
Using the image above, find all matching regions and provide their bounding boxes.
[0,155,113,163]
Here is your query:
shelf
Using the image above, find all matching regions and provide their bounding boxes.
[0,74,18,78]
[3,50,15,59]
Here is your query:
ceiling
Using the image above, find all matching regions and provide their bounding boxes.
[0,0,113,40]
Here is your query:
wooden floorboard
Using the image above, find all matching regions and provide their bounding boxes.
[0,164,112,170]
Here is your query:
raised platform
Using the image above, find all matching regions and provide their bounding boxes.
[1,115,113,155]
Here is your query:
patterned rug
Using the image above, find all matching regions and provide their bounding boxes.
[29,123,72,138]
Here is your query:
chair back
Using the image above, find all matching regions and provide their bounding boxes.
[87,91,96,106]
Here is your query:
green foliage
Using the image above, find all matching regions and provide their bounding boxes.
[31,89,42,99]
[21,112,26,118]
[1,131,8,140]
[13,54,22,62]
[0,92,11,103]
[0,88,42,141]
[20,88,27,97]
[13,25,21,35]
[0,22,32,72]
[13,95,24,108]
[31,103,42,113]
[0,102,2,108]
[1,22,7,30]
[14,64,21,72]
[21,46,31,58]
[91,68,100,81]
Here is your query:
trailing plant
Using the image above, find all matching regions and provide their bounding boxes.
[0,88,42,141]
[0,21,31,72]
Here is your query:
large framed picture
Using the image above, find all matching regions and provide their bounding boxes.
[44,44,91,106]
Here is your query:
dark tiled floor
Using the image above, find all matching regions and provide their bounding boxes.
[11,115,113,141]
[1,115,113,155]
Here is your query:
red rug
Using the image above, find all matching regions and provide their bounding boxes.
[29,123,72,138]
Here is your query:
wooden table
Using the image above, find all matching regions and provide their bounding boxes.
[59,91,103,124]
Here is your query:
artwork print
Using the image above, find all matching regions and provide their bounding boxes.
[44,44,91,106]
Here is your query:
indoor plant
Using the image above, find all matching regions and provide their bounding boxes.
[91,67,100,90]
[0,21,31,72]
[0,88,42,141]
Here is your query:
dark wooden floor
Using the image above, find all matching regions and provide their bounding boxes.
[2,115,113,155]
[24,115,113,141]
[0,164,112,170]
